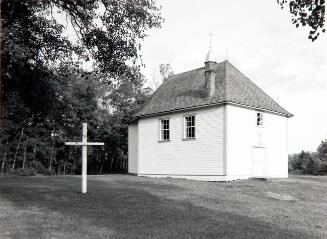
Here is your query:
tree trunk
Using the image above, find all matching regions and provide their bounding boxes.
[32,147,36,162]
[12,127,24,170]
[73,147,77,172]
[1,139,8,174]
[96,149,100,174]
[105,151,110,172]
[31,135,37,164]
[110,156,114,173]
[22,136,29,169]
[1,152,6,175]
[48,138,55,172]
[97,149,102,174]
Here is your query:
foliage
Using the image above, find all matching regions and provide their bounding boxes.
[317,140,327,161]
[1,0,162,74]
[277,0,325,41]
[288,140,327,175]
[149,63,174,91]
[159,63,174,81]
[7,168,37,176]
[1,0,162,175]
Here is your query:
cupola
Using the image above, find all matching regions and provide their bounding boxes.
[204,46,217,98]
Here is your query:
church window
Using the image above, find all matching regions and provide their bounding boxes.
[184,115,196,139]
[256,112,263,126]
[159,119,170,141]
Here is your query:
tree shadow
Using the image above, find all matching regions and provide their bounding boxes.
[0,176,315,239]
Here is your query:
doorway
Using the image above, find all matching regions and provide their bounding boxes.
[252,147,266,177]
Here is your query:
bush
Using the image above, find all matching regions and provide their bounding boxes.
[7,168,37,176]
[36,164,55,176]
[289,151,327,175]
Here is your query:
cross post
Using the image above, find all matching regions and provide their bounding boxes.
[65,123,104,193]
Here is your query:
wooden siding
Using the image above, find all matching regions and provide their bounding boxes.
[137,106,225,175]
[128,122,138,174]
[226,105,288,178]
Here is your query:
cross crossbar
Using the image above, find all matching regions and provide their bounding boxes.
[65,142,104,146]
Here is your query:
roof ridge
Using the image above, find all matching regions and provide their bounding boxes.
[169,61,227,81]
[169,66,204,80]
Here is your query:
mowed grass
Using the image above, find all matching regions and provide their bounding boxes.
[0,175,326,239]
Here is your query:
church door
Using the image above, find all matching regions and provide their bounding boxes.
[252,147,265,177]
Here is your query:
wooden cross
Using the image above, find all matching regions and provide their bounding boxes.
[65,123,104,193]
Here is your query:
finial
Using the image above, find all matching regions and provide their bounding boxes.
[225,46,229,61]
[205,31,216,62]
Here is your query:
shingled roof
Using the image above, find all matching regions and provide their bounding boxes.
[134,60,292,119]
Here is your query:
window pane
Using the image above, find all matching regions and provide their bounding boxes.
[187,128,191,138]
[189,127,194,138]
[164,130,169,140]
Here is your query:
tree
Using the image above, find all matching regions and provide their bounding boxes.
[148,63,174,91]
[1,0,162,74]
[1,0,162,174]
[98,67,151,173]
[288,140,327,175]
[159,63,174,81]
[277,0,325,41]
[1,0,162,117]
[317,140,327,161]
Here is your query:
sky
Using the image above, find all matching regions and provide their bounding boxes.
[138,0,327,154]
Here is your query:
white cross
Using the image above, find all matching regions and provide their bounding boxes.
[65,123,104,193]
[257,132,263,146]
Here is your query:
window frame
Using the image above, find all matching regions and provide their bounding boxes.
[159,118,170,142]
[183,114,196,140]
[256,112,264,127]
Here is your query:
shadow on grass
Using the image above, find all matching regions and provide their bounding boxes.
[0,176,313,239]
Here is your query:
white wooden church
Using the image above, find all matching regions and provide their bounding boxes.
[128,47,293,181]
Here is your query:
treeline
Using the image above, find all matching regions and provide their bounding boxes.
[0,0,162,175]
[1,66,151,175]
[288,140,327,175]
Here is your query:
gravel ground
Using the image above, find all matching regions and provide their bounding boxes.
[0,174,326,238]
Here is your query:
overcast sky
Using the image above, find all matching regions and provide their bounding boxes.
[139,0,327,154]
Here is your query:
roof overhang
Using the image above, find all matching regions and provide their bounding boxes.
[128,101,293,124]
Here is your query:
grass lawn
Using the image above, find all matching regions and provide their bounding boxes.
[0,175,326,239]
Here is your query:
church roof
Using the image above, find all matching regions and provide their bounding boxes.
[133,60,292,119]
